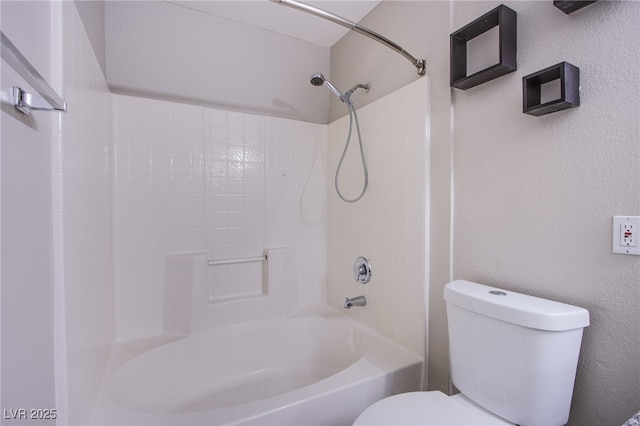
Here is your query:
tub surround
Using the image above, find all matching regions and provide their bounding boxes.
[113,95,327,340]
[327,77,429,358]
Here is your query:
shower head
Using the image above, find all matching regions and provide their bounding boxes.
[310,72,344,100]
[310,73,325,87]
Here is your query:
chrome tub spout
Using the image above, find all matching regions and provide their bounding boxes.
[344,296,366,309]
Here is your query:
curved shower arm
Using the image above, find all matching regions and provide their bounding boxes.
[269,0,426,76]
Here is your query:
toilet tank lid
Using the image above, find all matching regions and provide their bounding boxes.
[444,280,590,331]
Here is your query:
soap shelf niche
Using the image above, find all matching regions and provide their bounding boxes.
[450,4,517,90]
[522,61,580,116]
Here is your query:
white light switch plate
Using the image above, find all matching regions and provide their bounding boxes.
[613,216,640,255]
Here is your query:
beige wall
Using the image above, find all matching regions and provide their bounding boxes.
[332,1,640,425]
[452,2,639,425]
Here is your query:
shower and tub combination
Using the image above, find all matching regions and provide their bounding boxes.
[90,1,429,425]
[92,247,421,425]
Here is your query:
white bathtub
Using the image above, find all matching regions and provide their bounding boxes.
[91,308,423,425]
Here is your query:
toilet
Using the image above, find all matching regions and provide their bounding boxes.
[354,280,590,426]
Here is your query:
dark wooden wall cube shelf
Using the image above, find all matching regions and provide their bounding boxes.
[450,4,517,90]
[523,62,580,116]
[554,1,597,14]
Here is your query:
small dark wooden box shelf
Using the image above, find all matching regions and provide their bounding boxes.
[523,62,580,116]
[554,1,597,14]
[450,4,517,90]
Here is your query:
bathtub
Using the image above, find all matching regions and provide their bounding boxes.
[91,308,423,426]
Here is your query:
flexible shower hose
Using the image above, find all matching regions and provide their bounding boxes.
[335,99,368,203]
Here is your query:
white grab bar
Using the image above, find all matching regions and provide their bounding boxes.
[207,254,267,266]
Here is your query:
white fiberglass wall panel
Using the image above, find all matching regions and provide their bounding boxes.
[113,96,326,340]
[113,96,206,340]
[327,77,429,358]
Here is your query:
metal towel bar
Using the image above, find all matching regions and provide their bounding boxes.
[208,254,268,266]
[1,31,67,115]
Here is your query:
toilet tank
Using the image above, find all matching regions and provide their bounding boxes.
[444,280,589,426]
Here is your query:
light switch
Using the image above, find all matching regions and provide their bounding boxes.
[613,216,640,255]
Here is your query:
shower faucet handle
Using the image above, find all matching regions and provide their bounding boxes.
[354,256,372,284]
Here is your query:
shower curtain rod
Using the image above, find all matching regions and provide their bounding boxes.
[269,0,426,76]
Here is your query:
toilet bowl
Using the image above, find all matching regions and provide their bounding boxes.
[353,391,513,425]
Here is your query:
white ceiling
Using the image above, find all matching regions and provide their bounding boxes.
[167,0,381,47]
